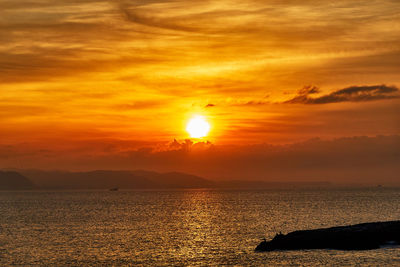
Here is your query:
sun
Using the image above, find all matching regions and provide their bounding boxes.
[186,115,210,138]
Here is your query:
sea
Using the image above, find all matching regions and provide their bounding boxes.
[1,188,400,266]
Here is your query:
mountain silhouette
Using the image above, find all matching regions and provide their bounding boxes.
[0,171,35,190]
[1,169,331,190]
[17,169,214,189]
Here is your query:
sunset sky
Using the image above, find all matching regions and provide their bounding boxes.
[1,0,399,182]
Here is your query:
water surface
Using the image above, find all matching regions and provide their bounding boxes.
[1,188,400,265]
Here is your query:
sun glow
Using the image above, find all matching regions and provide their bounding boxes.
[186,115,210,138]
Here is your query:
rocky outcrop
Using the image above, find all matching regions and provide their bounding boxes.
[256,221,400,251]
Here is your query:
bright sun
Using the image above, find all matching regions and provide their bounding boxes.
[186,115,210,138]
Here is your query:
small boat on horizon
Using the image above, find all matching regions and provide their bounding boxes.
[109,187,119,191]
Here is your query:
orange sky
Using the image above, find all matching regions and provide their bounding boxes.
[1,0,400,179]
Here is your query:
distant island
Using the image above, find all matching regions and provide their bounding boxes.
[256,221,400,251]
[1,169,213,190]
[0,169,331,190]
[0,171,36,190]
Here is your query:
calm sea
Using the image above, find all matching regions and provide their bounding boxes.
[1,188,400,266]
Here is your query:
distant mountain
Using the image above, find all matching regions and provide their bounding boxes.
[1,169,332,190]
[18,169,214,189]
[0,171,35,190]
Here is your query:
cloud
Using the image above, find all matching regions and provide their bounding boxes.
[1,0,400,155]
[113,100,166,110]
[296,85,320,95]
[285,85,400,104]
[119,4,200,33]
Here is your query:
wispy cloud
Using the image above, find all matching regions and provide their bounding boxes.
[285,85,400,104]
[0,0,400,149]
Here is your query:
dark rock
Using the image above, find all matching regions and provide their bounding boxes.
[256,221,400,251]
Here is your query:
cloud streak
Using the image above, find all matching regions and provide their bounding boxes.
[285,85,400,104]
[0,0,399,150]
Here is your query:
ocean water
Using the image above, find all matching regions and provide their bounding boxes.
[1,188,400,266]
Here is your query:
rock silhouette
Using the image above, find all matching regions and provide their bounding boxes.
[0,171,35,190]
[256,221,400,251]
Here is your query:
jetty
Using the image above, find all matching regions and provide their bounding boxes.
[256,220,400,251]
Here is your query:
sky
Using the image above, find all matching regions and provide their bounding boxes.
[1,0,399,182]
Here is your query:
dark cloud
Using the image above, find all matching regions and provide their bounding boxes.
[285,85,400,104]
[297,85,320,95]
[119,5,199,33]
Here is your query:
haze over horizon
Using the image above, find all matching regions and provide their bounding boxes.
[2,135,399,185]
